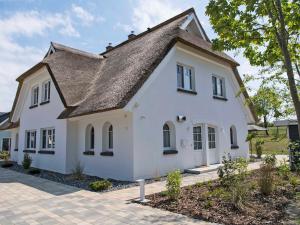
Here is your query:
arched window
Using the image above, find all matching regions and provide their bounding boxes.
[102,122,113,151]
[108,125,113,149]
[230,125,238,148]
[163,122,176,150]
[163,124,170,148]
[85,125,95,151]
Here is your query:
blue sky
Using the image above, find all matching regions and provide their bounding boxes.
[0,0,259,112]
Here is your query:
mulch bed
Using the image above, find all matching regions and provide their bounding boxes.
[144,171,300,225]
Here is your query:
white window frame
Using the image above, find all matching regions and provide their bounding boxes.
[41,128,55,150]
[177,63,195,91]
[163,123,171,149]
[208,127,216,149]
[25,130,37,150]
[31,85,39,106]
[212,75,226,98]
[193,125,202,150]
[41,80,51,103]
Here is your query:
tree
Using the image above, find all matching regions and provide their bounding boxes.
[252,86,283,134]
[206,0,300,136]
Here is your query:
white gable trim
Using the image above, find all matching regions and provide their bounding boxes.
[180,13,207,41]
[45,44,56,57]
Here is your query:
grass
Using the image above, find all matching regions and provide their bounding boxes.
[251,126,289,155]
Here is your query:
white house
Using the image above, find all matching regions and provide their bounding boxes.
[0,8,257,181]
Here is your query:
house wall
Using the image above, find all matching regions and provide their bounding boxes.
[72,110,134,181]
[16,67,67,173]
[128,45,251,180]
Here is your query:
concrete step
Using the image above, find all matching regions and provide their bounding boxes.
[184,163,222,174]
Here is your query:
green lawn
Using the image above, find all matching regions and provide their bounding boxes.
[250,126,289,155]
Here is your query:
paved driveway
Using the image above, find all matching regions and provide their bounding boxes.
[0,168,216,225]
[0,156,287,225]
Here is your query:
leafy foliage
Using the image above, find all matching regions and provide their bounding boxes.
[263,154,277,168]
[259,164,275,196]
[206,0,300,130]
[166,170,182,200]
[22,153,32,169]
[255,138,264,158]
[89,180,112,191]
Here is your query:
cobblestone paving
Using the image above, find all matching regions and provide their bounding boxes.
[0,157,287,225]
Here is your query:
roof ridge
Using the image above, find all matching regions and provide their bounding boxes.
[51,42,103,59]
[100,7,195,55]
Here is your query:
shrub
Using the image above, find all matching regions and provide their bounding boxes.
[22,153,32,169]
[28,168,41,175]
[89,180,112,191]
[72,162,85,180]
[230,182,249,210]
[278,159,291,180]
[259,164,275,196]
[166,170,182,200]
[218,155,236,188]
[289,176,300,187]
[255,139,264,158]
[263,154,277,168]
[0,151,10,161]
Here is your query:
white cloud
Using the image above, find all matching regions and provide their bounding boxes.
[72,4,105,26]
[115,0,184,33]
[132,0,183,32]
[0,10,82,111]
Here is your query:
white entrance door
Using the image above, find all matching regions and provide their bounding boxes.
[208,126,219,164]
[193,125,205,167]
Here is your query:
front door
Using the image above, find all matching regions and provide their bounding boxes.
[208,126,219,164]
[193,125,205,166]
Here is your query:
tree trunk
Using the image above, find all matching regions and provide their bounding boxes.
[263,115,269,135]
[275,0,300,139]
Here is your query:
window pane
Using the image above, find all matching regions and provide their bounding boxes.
[108,125,113,149]
[42,130,46,149]
[183,68,192,90]
[212,77,217,95]
[52,129,55,148]
[90,127,94,149]
[177,65,184,88]
[193,126,202,150]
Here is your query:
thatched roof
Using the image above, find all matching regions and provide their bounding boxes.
[10,8,257,121]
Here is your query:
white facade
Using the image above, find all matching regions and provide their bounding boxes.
[8,43,254,181]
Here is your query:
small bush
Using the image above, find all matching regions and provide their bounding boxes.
[255,139,264,159]
[278,160,291,180]
[259,164,275,196]
[230,182,249,210]
[89,180,112,191]
[166,170,182,200]
[22,153,32,169]
[0,151,10,161]
[218,155,236,188]
[28,168,41,175]
[263,154,277,168]
[72,162,85,180]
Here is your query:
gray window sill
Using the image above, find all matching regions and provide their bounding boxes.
[83,151,95,156]
[23,149,36,153]
[38,150,55,155]
[100,151,114,156]
[177,88,197,95]
[163,149,178,155]
[213,95,228,101]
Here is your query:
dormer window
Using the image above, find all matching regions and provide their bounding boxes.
[177,64,196,94]
[42,80,51,103]
[31,86,39,107]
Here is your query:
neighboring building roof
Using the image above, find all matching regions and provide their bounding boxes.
[10,8,257,121]
[0,112,10,124]
[248,124,268,131]
[274,119,298,127]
